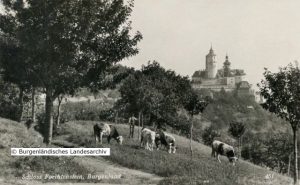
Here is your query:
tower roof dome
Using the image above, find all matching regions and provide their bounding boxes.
[207,46,216,57]
[224,54,231,65]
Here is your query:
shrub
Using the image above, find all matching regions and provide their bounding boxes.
[0,81,20,121]
[202,126,221,146]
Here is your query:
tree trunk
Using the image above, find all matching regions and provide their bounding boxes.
[56,95,63,127]
[293,127,298,185]
[44,88,54,145]
[288,153,292,176]
[115,111,118,124]
[138,111,141,140]
[31,87,36,122]
[141,113,144,128]
[190,115,193,159]
[18,87,24,122]
[238,137,242,158]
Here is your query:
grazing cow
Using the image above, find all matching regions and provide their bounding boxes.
[140,128,156,151]
[155,130,176,153]
[211,140,238,165]
[93,123,123,145]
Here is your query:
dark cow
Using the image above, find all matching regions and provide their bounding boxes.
[155,130,176,153]
[211,140,238,165]
[93,123,123,145]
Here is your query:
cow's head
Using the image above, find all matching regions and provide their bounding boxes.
[229,156,238,166]
[227,150,238,165]
[116,136,123,145]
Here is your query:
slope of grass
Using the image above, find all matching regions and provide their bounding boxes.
[57,120,293,185]
[0,118,95,184]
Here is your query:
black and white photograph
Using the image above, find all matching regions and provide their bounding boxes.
[0,0,300,185]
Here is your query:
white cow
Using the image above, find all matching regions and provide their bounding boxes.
[211,140,238,165]
[140,128,156,151]
[94,123,123,145]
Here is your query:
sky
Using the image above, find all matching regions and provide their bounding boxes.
[121,0,300,90]
[1,1,299,91]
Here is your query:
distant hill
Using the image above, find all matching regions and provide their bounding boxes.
[71,87,288,137]
[195,90,288,133]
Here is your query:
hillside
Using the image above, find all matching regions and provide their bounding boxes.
[0,118,162,185]
[55,120,293,185]
[0,118,43,180]
[198,90,288,132]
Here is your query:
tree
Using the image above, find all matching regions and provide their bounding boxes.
[0,0,142,144]
[228,121,246,157]
[0,36,33,121]
[258,64,300,185]
[117,61,193,129]
[183,90,208,158]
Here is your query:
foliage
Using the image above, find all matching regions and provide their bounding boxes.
[202,126,221,146]
[201,89,285,132]
[259,64,300,129]
[183,90,208,116]
[258,64,300,184]
[116,61,194,129]
[37,100,115,126]
[0,0,142,143]
[0,79,20,120]
[241,132,293,174]
[228,121,246,139]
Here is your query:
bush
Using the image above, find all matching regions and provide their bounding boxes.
[202,126,221,146]
[0,81,21,121]
[241,132,293,174]
[98,109,115,121]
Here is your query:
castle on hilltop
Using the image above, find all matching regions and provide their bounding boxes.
[192,47,252,95]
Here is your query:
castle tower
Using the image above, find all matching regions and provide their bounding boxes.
[205,46,217,78]
[223,54,231,77]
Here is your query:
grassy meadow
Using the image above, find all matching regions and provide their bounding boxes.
[0,118,105,184]
[55,120,293,185]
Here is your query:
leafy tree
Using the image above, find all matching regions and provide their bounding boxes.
[228,121,246,157]
[0,36,33,121]
[117,61,197,139]
[0,0,142,144]
[258,64,300,184]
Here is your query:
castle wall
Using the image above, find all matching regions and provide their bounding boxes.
[226,77,235,87]
[192,83,235,92]
[234,76,244,84]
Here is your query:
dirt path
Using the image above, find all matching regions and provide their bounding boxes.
[51,139,163,185]
[1,137,162,185]
[74,156,162,185]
